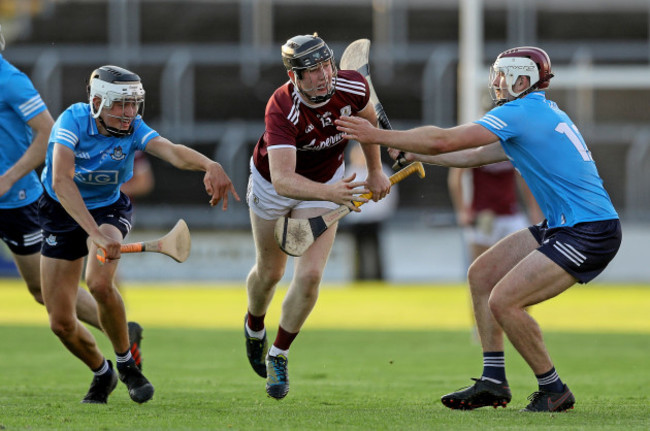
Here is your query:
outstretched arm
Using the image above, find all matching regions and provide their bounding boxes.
[336,116,503,165]
[387,142,508,168]
[0,110,54,196]
[145,136,240,209]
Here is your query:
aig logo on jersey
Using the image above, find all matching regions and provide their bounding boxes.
[111,146,126,161]
[340,106,352,117]
[75,170,119,185]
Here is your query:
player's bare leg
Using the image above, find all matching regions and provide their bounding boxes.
[267,207,337,400]
[85,223,154,404]
[487,251,576,374]
[247,211,288,316]
[15,252,102,329]
[245,211,288,378]
[467,229,539,351]
[486,247,577,412]
[279,207,337,333]
[41,255,104,369]
[443,229,576,411]
[84,225,129,354]
[442,229,536,410]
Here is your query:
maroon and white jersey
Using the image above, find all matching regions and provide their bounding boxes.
[252,69,370,183]
[472,161,519,215]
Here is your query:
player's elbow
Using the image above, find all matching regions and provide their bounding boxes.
[270,177,293,197]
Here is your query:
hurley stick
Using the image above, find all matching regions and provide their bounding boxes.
[274,162,425,257]
[96,219,191,264]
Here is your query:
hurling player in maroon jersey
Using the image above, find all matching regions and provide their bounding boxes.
[243,33,391,400]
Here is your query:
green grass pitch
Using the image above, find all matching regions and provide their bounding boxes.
[0,280,648,430]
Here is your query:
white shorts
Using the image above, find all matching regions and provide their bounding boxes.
[247,158,343,220]
[465,211,529,247]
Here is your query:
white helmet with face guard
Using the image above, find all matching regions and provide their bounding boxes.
[87,65,145,137]
[489,46,554,106]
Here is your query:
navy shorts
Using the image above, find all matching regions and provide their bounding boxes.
[39,192,133,261]
[0,200,42,255]
[529,219,622,284]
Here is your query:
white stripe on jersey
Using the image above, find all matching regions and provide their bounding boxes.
[141,130,156,145]
[336,77,366,91]
[335,77,366,97]
[19,95,45,118]
[267,145,296,151]
[286,91,301,125]
[481,114,508,130]
[55,129,79,146]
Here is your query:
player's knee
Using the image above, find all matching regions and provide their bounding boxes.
[467,263,491,295]
[295,268,323,290]
[255,266,284,288]
[487,294,511,322]
[49,316,77,340]
[86,278,116,304]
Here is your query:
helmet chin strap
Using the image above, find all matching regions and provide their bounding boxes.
[96,115,133,137]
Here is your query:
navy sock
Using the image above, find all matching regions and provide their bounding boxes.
[481,351,506,383]
[115,349,135,371]
[536,367,565,393]
[92,358,111,376]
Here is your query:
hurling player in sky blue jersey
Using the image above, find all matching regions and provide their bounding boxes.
[39,65,240,404]
[0,26,103,331]
[337,46,621,413]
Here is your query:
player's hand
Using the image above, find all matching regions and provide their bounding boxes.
[330,173,369,212]
[365,169,391,202]
[388,148,414,163]
[92,234,122,263]
[335,116,380,145]
[204,162,241,210]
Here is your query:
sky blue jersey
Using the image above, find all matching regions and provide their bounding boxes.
[0,54,47,208]
[475,92,618,228]
[41,103,159,209]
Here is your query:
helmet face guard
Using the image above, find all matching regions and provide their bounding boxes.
[88,65,145,137]
[0,24,6,51]
[282,33,337,104]
[489,46,554,105]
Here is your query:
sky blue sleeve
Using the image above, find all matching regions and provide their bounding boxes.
[51,109,81,151]
[5,71,47,122]
[133,118,160,151]
[474,104,521,142]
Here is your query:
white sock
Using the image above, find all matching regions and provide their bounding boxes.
[245,323,266,340]
[268,345,288,358]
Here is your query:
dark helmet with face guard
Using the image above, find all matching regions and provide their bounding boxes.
[281,33,337,103]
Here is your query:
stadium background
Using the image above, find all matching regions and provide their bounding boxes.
[1,0,649,283]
